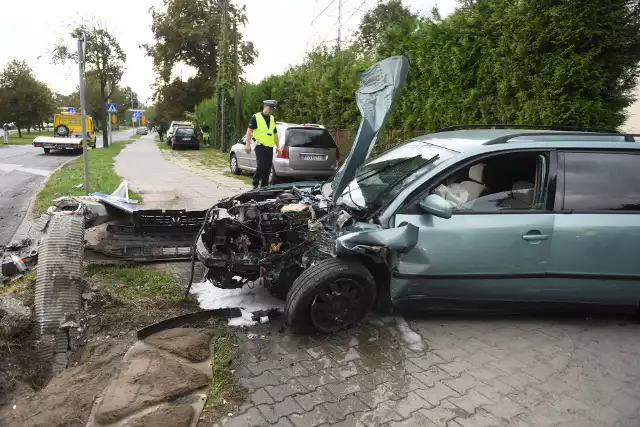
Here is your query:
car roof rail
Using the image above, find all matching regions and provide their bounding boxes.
[482,131,639,146]
[435,124,621,134]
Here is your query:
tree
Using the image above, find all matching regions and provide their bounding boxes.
[355,0,417,56]
[145,0,256,84]
[0,60,55,136]
[146,0,257,131]
[53,21,126,147]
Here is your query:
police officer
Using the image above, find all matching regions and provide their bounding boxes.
[245,100,281,188]
[201,123,211,147]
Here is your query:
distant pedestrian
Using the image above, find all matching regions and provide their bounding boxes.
[245,100,281,188]
[201,123,210,147]
[2,124,8,145]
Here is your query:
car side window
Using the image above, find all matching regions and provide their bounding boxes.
[563,152,640,211]
[418,152,549,213]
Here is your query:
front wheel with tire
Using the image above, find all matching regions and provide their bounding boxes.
[229,153,241,175]
[285,258,376,334]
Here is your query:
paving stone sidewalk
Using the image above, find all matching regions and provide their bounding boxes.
[217,314,640,427]
[114,135,250,210]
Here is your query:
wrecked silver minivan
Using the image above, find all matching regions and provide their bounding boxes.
[195,56,417,333]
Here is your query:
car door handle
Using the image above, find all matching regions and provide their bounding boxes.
[522,233,549,242]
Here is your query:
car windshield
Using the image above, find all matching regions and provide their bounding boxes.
[337,139,459,209]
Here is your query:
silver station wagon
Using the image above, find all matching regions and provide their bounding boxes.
[229,122,339,184]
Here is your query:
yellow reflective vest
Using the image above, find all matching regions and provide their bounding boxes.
[253,113,276,147]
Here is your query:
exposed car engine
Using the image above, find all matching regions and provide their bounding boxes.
[196,185,358,297]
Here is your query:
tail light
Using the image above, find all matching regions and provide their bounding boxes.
[277,144,289,159]
[335,144,340,162]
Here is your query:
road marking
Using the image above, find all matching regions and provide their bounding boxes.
[0,163,51,176]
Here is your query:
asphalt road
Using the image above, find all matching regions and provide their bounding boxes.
[0,130,134,247]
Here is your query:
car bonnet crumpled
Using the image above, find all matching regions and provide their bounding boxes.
[330,55,409,202]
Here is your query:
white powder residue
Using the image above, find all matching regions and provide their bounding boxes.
[395,316,425,352]
[189,281,285,327]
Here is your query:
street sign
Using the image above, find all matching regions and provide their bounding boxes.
[107,103,118,113]
[67,107,76,113]
[132,111,142,119]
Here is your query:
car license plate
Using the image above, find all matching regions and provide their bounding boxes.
[302,155,324,161]
[183,137,192,140]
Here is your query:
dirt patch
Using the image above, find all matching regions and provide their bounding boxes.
[145,328,212,362]
[0,264,200,427]
[123,403,194,427]
[0,273,48,404]
[94,345,210,424]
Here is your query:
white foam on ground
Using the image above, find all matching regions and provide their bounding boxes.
[395,316,425,352]
[189,281,284,327]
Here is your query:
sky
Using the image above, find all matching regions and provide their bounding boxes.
[0,0,459,105]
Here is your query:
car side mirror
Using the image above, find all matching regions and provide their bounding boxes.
[419,194,452,219]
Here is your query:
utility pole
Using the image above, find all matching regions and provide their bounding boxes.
[107,82,112,148]
[77,32,90,195]
[234,19,241,144]
[131,90,136,135]
[220,0,228,151]
[337,0,342,51]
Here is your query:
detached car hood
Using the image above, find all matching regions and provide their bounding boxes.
[331,55,409,201]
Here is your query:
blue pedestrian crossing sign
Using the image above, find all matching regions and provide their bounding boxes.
[107,103,118,113]
[132,111,142,119]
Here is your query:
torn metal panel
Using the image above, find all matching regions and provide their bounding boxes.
[91,192,140,213]
[335,223,419,255]
[331,56,409,201]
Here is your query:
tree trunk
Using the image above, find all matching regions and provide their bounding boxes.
[17,125,21,137]
[100,82,109,148]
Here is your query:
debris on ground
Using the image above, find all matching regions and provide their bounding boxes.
[1,255,27,277]
[394,316,425,352]
[189,280,284,327]
[0,263,201,427]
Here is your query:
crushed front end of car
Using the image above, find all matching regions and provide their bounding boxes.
[195,184,357,294]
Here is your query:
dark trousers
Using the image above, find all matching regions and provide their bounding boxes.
[253,144,273,188]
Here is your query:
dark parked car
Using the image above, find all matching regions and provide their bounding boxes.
[170,126,199,150]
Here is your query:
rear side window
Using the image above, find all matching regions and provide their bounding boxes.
[175,128,195,136]
[286,128,335,149]
[563,152,640,211]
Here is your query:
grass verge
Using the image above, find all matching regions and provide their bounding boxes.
[0,271,36,305]
[3,131,52,145]
[33,139,141,215]
[85,264,183,305]
[202,331,247,421]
